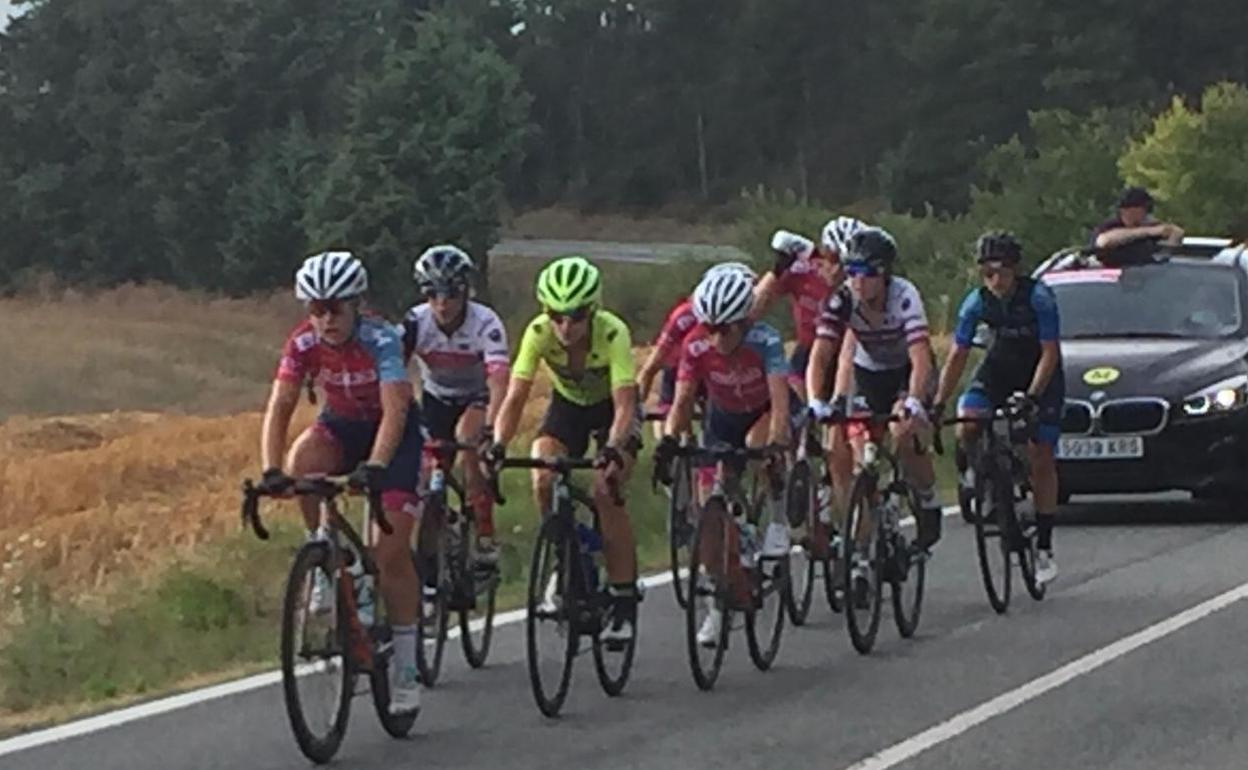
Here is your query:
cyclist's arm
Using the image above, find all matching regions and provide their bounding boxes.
[935,289,980,406]
[767,374,790,445]
[261,378,301,470]
[1025,283,1061,398]
[906,338,933,402]
[637,345,665,402]
[664,379,698,437]
[750,272,781,321]
[485,367,509,427]
[369,381,412,466]
[493,376,532,448]
[832,328,857,399]
[806,336,836,401]
[607,384,638,449]
[480,310,512,428]
[1094,224,1168,249]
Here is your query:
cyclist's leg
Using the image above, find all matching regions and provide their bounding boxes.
[286,420,345,532]
[1028,384,1063,556]
[591,400,639,585]
[453,401,495,558]
[530,391,590,514]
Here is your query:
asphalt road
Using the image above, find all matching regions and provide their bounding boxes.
[7,496,1248,770]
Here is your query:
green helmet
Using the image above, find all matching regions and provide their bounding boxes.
[535,255,602,311]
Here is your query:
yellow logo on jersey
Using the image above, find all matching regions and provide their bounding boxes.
[1083,366,1120,386]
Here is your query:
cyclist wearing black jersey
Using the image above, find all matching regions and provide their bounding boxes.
[933,232,1063,584]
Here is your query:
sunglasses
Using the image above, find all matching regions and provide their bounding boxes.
[845,263,881,278]
[706,321,741,334]
[422,285,465,300]
[979,262,1014,279]
[546,306,592,324]
[307,299,348,318]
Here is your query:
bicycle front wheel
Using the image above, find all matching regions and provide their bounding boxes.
[890,489,926,639]
[974,465,1013,614]
[526,516,577,717]
[416,508,449,687]
[1018,522,1047,602]
[669,455,695,610]
[281,542,353,765]
[784,458,815,626]
[842,472,884,655]
[458,504,498,669]
[686,498,732,690]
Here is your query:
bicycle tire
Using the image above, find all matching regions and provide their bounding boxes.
[457,501,498,669]
[1019,525,1047,601]
[592,597,637,696]
[280,542,353,765]
[784,459,816,626]
[526,515,577,717]
[416,507,449,687]
[686,499,732,691]
[669,455,694,610]
[746,484,786,671]
[843,472,884,655]
[974,463,1013,614]
[890,489,925,639]
[369,625,418,738]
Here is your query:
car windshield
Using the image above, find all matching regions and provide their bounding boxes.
[1044,263,1244,340]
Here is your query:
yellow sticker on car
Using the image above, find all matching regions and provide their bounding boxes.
[1083,366,1120,386]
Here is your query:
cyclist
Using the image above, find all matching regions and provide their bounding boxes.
[489,256,642,644]
[807,228,943,575]
[256,251,424,715]
[933,232,1063,584]
[637,262,758,435]
[753,216,865,401]
[655,264,792,647]
[403,245,510,566]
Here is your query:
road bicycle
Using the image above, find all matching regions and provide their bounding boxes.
[240,476,415,764]
[489,456,638,717]
[784,411,842,624]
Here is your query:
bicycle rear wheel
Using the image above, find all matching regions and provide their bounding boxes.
[593,592,637,696]
[669,455,695,610]
[281,542,353,765]
[974,464,1013,614]
[457,504,498,669]
[784,458,815,626]
[416,508,449,687]
[843,472,884,655]
[686,499,732,691]
[890,489,926,639]
[526,516,577,717]
[369,625,418,738]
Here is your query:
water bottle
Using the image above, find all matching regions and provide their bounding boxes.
[738,521,759,568]
[575,522,602,593]
[347,552,375,627]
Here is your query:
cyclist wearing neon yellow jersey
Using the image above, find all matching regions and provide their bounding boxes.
[490,256,641,645]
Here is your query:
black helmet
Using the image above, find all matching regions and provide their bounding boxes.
[844,227,898,273]
[975,231,1023,265]
[1117,186,1153,211]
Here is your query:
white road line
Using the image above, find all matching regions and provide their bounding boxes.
[844,578,1248,770]
[0,505,962,757]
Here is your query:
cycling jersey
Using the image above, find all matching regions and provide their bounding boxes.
[677,321,787,413]
[816,277,929,372]
[276,315,407,421]
[953,277,1061,376]
[653,297,699,369]
[776,256,836,347]
[402,300,510,403]
[512,309,635,406]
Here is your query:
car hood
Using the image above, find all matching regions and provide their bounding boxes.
[1061,337,1248,400]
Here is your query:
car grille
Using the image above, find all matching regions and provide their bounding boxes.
[1061,397,1170,436]
[1062,401,1093,434]
[1100,399,1169,435]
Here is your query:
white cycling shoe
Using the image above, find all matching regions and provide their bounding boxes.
[761,521,791,557]
[389,665,422,716]
[1035,550,1058,585]
[696,605,723,648]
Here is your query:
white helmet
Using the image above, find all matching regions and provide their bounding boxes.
[703,260,758,281]
[295,251,368,300]
[821,216,868,256]
[770,230,815,261]
[692,268,755,325]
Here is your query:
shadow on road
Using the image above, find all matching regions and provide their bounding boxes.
[1058,496,1248,527]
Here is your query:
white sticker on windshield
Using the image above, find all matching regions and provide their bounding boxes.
[1042,269,1123,285]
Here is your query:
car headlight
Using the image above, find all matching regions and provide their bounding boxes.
[1182,374,1248,416]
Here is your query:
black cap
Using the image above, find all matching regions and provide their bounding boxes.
[1117,186,1153,210]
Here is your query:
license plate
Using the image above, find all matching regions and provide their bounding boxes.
[1056,435,1144,460]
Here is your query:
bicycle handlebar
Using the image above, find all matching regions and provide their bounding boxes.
[239,475,391,541]
[484,455,624,507]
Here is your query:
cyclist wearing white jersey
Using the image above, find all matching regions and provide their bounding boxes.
[807,228,943,559]
[403,245,510,564]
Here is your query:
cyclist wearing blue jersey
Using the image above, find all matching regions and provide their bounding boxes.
[933,232,1063,584]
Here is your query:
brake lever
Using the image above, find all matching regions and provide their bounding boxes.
[240,480,270,541]
[368,490,393,536]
